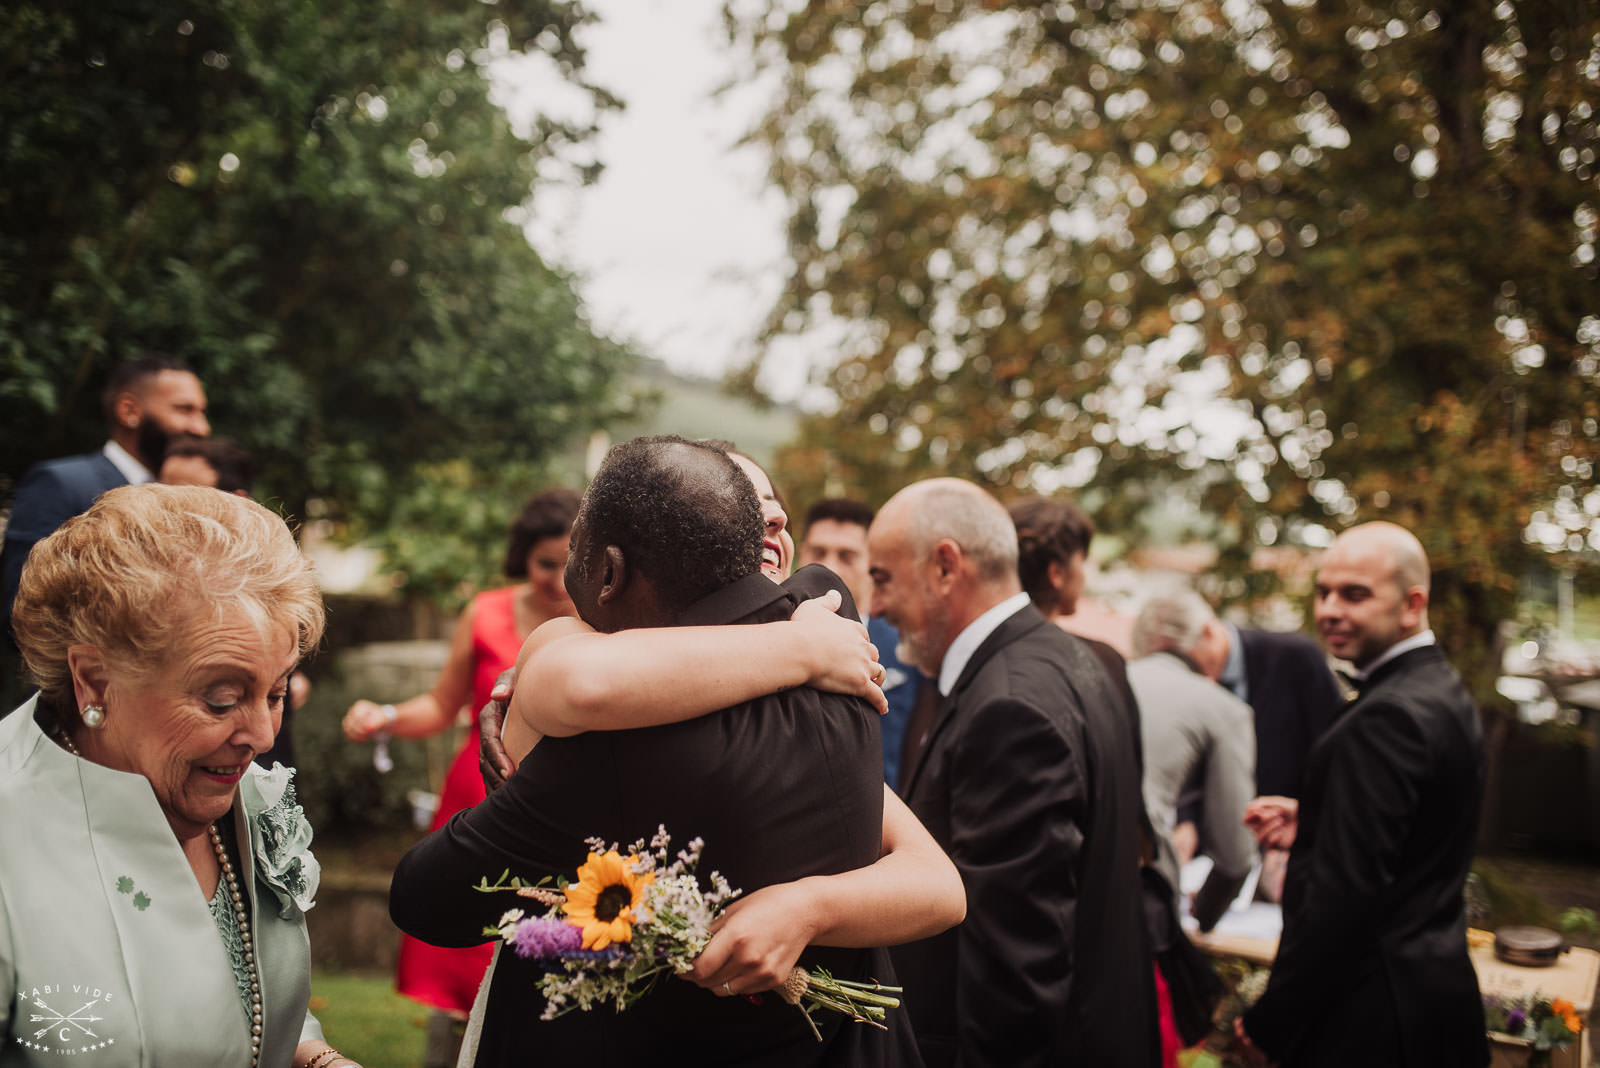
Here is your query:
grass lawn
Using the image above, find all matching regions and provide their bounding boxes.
[310,971,429,1068]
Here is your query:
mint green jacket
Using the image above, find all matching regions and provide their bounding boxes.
[0,698,323,1066]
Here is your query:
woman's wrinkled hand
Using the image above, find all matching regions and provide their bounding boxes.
[790,591,889,715]
[685,881,821,997]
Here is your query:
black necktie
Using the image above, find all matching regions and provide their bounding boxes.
[899,679,942,785]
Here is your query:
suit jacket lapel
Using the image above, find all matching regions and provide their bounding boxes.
[1351,644,1442,706]
[674,572,792,627]
[900,604,1048,797]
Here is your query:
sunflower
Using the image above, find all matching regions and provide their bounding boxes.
[562,850,654,950]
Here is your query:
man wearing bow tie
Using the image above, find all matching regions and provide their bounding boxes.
[1238,522,1487,1067]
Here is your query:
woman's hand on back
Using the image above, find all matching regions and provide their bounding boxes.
[789,591,888,715]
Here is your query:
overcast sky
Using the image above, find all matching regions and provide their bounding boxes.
[493,0,819,398]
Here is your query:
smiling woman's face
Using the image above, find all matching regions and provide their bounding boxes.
[524,533,575,617]
[729,453,793,583]
[78,616,299,840]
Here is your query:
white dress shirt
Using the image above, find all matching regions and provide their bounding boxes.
[937,592,1033,696]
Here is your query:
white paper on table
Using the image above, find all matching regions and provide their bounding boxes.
[1178,855,1283,941]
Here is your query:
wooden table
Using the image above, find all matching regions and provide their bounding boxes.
[1472,933,1597,1068]
[1188,924,1598,1067]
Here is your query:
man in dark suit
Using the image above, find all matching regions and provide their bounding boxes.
[1227,626,1343,801]
[389,437,922,1066]
[3,354,209,641]
[1166,607,1342,802]
[800,497,925,791]
[1163,601,1341,888]
[869,478,1157,1068]
[1239,522,1488,1067]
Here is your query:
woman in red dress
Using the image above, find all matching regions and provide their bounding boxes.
[342,488,581,1021]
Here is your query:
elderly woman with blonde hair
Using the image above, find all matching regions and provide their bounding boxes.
[0,485,360,1068]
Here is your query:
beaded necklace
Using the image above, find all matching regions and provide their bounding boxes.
[209,822,264,1068]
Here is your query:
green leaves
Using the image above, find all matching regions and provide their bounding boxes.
[734,0,1600,705]
[2,0,633,597]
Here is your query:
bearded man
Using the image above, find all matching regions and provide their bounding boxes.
[3,354,209,646]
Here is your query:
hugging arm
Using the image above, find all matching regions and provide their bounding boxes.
[498,590,888,764]
[686,787,965,995]
[472,593,962,1002]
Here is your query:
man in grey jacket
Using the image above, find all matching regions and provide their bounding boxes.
[1128,590,1257,931]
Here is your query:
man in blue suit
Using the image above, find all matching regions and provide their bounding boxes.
[800,497,925,791]
[3,354,210,643]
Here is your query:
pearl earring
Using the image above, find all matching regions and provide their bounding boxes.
[81,704,107,729]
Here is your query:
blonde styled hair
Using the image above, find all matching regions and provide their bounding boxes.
[14,484,325,727]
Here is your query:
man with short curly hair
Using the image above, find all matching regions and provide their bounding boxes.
[391,435,931,1065]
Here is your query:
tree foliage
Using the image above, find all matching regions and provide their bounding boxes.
[732,0,1600,696]
[1,0,633,595]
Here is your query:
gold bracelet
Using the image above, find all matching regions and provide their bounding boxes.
[305,1049,344,1068]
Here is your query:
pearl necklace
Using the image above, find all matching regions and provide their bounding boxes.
[210,822,264,1068]
[58,732,263,1065]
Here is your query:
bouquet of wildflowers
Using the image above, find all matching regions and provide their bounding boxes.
[477,826,901,1037]
[1484,993,1582,1068]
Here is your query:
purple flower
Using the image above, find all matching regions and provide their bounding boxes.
[1507,1009,1526,1031]
[512,917,584,959]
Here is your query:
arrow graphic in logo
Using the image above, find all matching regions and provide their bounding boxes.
[29,995,104,1042]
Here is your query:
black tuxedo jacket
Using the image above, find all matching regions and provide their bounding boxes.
[1237,628,1344,800]
[1243,644,1488,1067]
[2,451,127,639]
[890,603,1157,1068]
[389,566,919,1067]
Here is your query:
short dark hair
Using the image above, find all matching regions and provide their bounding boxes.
[1008,495,1095,608]
[102,354,194,421]
[503,488,582,578]
[576,435,763,611]
[163,435,256,494]
[804,497,875,532]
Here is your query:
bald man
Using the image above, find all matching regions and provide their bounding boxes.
[1239,523,1488,1067]
[869,479,1156,1068]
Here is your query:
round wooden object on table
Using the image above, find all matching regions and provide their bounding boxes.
[1493,925,1566,968]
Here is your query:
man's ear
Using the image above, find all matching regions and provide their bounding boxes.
[594,545,628,606]
[66,645,111,709]
[929,539,963,590]
[1046,558,1067,594]
[111,390,142,431]
[1400,586,1428,628]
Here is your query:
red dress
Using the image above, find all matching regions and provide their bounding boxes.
[395,585,525,1012]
